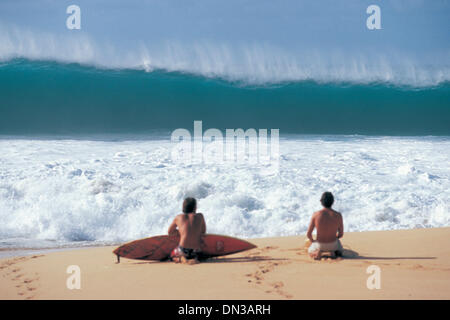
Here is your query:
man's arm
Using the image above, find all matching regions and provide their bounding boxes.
[198,213,206,234]
[306,213,316,242]
[168,216,179,236]
[337,213,344,239]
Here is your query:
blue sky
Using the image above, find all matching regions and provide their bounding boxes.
[0,0,448,53]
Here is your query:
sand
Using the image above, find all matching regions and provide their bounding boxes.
[1,227,449,300]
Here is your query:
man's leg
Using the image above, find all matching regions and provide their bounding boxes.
[313,250,322,260]
[335,239,343,257]
[308,242,322,260]
[170,246,186,263]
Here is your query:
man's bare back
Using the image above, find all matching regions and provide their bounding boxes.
[307,208,343,243]
[168,212,206,250]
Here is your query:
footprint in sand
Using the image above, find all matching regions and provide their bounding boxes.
[260,246,279,253]
[258,265,272,274]
[254,272,264,281]
[246,246,279,257]
[245,270,264,281]
[245,260,293,299]
[271,281,284,289]
[13,274,24,280]
[269,281,292,299]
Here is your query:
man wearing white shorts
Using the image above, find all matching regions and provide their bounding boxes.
[306,192,344,260]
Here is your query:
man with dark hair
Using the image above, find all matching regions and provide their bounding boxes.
[168,197,206,263]
[320,191,334,208]
[182,197,197,214]
[306,192,344,260]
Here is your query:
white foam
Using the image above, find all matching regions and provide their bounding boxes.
[0,136,449,248]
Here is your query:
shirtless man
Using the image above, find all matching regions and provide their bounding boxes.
[168,197,206,263]
[306,192,344,260]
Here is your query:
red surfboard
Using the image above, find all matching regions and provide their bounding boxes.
[113,234,256,262]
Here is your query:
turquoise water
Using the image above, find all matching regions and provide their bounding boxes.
[0,59,449,136]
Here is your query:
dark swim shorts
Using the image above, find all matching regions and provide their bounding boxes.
[173,245,203,260]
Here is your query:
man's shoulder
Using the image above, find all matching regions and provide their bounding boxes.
[312,210,322,218]
[175,213,184,219]
[177,212,204,219]
[315,208,341,217]
[328,209,342,220]
[333,209,342,217]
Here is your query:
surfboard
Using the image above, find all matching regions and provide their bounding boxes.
[113,234,256,262]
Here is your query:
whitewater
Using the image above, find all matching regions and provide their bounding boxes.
[0,136,449,248]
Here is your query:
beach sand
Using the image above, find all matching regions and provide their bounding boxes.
[1,227,449,300]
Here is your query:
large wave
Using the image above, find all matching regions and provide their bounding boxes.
[1,59,449,136]
[0,24,449,87]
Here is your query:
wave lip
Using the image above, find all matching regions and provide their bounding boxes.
[0,24,449,87]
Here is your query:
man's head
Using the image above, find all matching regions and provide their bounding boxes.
[320,192,334,208]
[182,197,197,214]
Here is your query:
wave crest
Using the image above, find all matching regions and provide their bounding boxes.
[0,24,449,87]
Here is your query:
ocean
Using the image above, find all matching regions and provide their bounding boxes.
[1,0,449,248]
[0,60,449,249]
